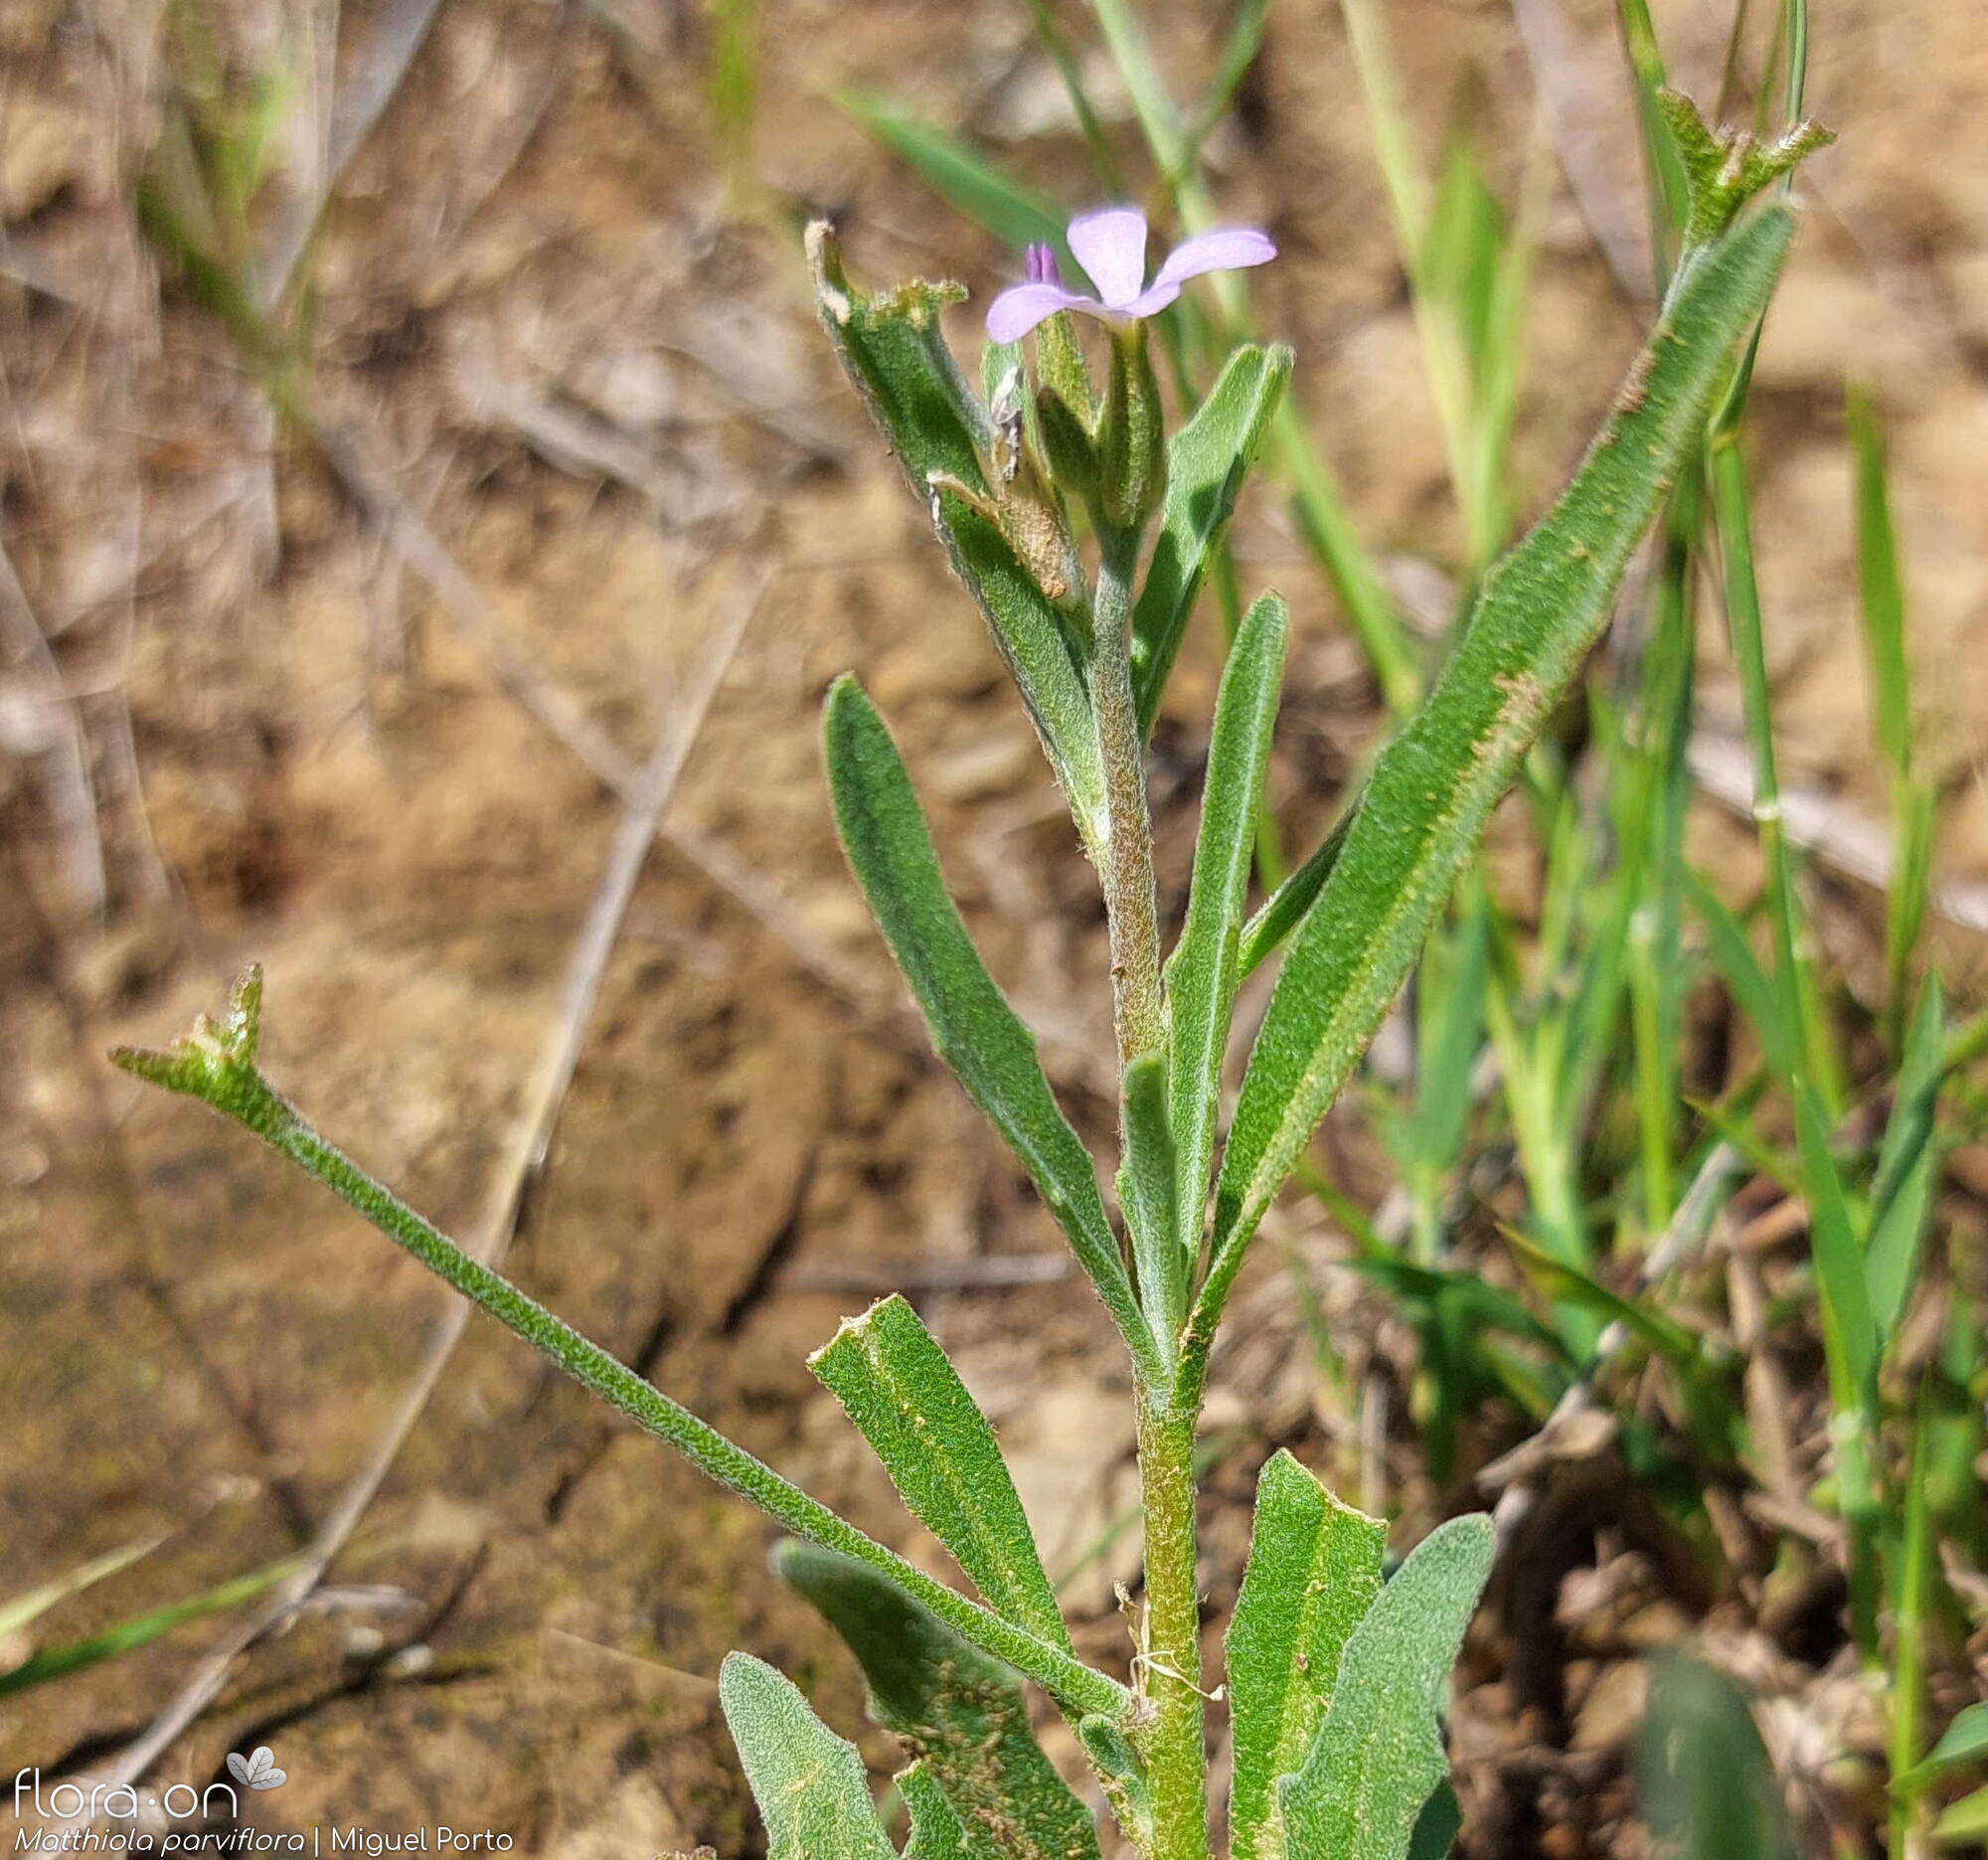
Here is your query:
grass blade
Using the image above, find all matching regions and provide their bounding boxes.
[0,1554,306,1700]
[833,92,1068,260]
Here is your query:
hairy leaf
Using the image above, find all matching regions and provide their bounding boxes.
[1203,204,1801,1329]
[936,496,1107,843]
[811,1293,1068,1650]
[718,1652,897,1860]
[1131,345,1291,732]
[1166,593,1287,1267]
[808,221,991,501]
[1227,1451,1386,1860]
[823,679,1151,1371]
[1277,1514,1493,1860]
[903,1763,974,1860]
[1117,1052,1185,1341]
[774,1543,1102,1860]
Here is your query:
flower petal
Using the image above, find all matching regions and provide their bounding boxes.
[1118,280,1184,321]
[1149,226,1277,294]
[1067,207,1150,309]
[985,282,1090,343]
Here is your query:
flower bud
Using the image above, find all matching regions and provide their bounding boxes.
[1099,321,1167,531]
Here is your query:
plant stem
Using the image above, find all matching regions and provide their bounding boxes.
[127,1044,1130,1722]
[1093,525,1167,1066]
[1132,1392,1207,1860]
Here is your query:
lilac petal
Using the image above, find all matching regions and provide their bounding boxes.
[1148,227,1277,295]
[1067,207,1150,309]
[1119,279,1185,321]
[985,281,1091,343]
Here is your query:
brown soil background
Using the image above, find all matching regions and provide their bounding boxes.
[4,0,1987,1854]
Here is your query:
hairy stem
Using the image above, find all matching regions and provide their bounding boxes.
[1132,1394,1207,1860]
[122,1036,1129,1721]
[1093,525,1167,1068]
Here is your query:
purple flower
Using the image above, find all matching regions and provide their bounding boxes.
[985,207,1276,345]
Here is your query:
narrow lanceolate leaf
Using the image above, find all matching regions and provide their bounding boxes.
[1117,1052,1185,1343]
[1227,1451,1387,1860]
[903,1763,975,1860]
[811,1293,1069,1650]
[774,1544,1103,1860]
[808,221,991,503]
[718,1653,897,1860]
[1202,204,1801,1326]
[1131,344,1292,733]
[937,495,1108,844]
[823,679,1152,1373]
[1276,1515,1493,1860]
[1166,593,1287,1266]
[1239,811,1353,980]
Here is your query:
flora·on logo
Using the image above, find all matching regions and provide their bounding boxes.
[13,1767,239,1822]
[227,1747,288,1792]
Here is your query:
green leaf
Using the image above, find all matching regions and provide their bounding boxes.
[1934,1786,1988,1846]
[1201,203,1802,1332]
[0,1534,169,1641]
[0,1553,305,1699]
[1408,1783,1462,1860]
[930,494,1107,846]
[1637,1656,1794,1860]
[1867,977,1944,1342]
[718,1652,898,1860]
[808,221,991,503]
[810,1293,1068,1650]
[1907,1704,1988,1783]
[903,1763,974,1860]
[834,93,1068,261]
[823,679,1151,1373]
[1165,592,1288,1265]
[1686,872,1794,1079]
[1276,1514,1493,1860]
[1239,811,1353,980]
[1227,1451,1387,1860]
[1076,1716,1152,1857]
[773,1543,1102,1860]
[1500,1230,1703,1367]
[1792,1082,1878,1402]
[809,231,1104,838]
[1118,1052,1185,1341]
[1131,345,1291,733]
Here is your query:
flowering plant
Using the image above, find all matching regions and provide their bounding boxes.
[116,96,1821,1860]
